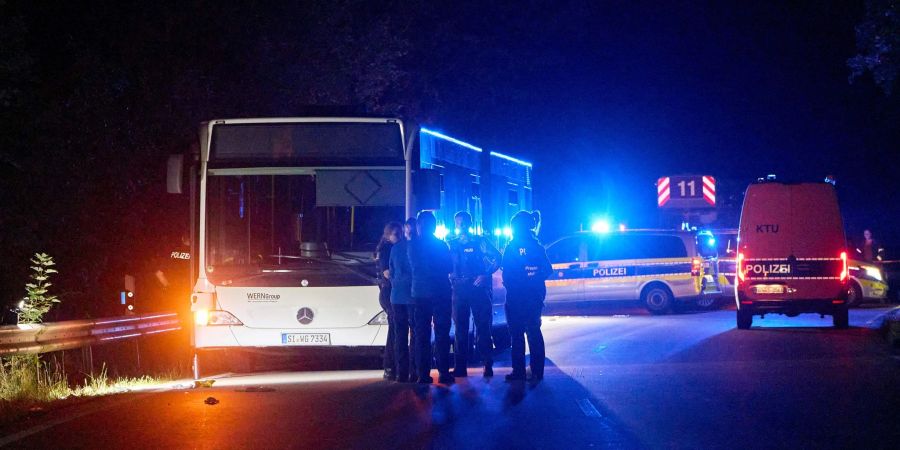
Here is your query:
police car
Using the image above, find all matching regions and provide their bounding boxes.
[541,229,713,314]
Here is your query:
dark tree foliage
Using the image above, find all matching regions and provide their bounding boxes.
[849,0,900,95]
[0,0,584,321]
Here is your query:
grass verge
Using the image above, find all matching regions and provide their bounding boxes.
[1,355,176,425]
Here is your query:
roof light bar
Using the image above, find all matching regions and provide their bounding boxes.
[420,128,482,152]
[490,151,533,168]
[420,128,532,168]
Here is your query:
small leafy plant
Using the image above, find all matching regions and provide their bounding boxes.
[17,253,60,324]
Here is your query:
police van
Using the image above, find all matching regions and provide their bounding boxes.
[543,230,713,314]
[735,181,850,329]
[711,228,888,307]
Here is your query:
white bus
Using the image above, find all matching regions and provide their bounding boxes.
[168,118,532,377]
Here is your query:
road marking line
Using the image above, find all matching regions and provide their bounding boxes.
[576,398,602,418]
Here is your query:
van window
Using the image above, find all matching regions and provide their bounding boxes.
[547,236,583,263]
[589,235,687,261]
[717,233,737,257]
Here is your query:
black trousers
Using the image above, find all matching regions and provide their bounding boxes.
[452,282,494,369]
[391,303,416,380]
[378,285,395,372]
[413,297,452,380]
[506,296,544,377]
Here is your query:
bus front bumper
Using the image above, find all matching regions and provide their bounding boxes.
[194,324,387,348]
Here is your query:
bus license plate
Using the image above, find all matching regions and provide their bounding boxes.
[282,333,331,345]
[753,285,785,294]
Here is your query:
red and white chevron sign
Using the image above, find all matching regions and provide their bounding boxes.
[702,175,715,206]
[657,177,671,206]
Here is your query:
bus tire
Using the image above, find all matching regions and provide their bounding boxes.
[642,284,673,315]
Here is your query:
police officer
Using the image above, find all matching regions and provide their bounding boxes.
[501,211,552,382]
[448,211,501,377]
[149,233,192,313]
[408,211,454,385]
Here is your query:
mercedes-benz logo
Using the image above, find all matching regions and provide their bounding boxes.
[297,307,314,325]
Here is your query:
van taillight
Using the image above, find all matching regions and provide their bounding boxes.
[839,251,848,282]
[736,252,746,284]
[691,258,702,276]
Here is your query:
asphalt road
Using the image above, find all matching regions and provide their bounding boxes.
[3,305,899,449]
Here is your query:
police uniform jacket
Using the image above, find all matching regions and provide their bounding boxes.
[408,235,452,300]
[448,234,502,284]
[501,233,553,301]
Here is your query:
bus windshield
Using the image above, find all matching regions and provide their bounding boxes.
[209,121,404,167]
[205,174,404,286]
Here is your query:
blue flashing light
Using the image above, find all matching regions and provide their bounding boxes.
[490,151,532,168]
[454,228,461,235]
[591,220,611,233]
[120,291,127,305]
[468,227,475,234]
[503,227,512,237]
[708,238,716,246]
[420,128,483,153]
[493,228,502,237]
[435,225,450,240]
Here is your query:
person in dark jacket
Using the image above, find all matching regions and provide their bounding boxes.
[502,211,553,383]
[408,211,454,385]
[389,218,418,382]
[857,229,885,262]
[448,211,502,377]
[375,222,402,380]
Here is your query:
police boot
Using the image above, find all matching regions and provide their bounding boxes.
[438,372,455,385]
[505,371,526,382]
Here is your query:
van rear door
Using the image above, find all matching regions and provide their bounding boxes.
[740,184,793,260]
[738,183,846,301]
[789,184,844,258]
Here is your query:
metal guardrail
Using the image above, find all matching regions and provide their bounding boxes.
[0,312,182,356]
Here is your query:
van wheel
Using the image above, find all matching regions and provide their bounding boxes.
[736,308,753,329]
[642,285,673,315]
[846,282,863,307]
[833,305,849,329]
[696,296,720,310]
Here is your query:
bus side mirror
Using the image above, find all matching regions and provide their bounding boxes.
[414,169,441,210]
[167,154,184,194]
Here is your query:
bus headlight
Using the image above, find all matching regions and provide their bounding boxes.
[863,266,883,282]
[195,310,243,326]
[368,311,388,325]
[194,309,209,326]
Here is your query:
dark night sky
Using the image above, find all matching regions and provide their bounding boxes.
[420,1,899,241]
[1,0,898,318]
